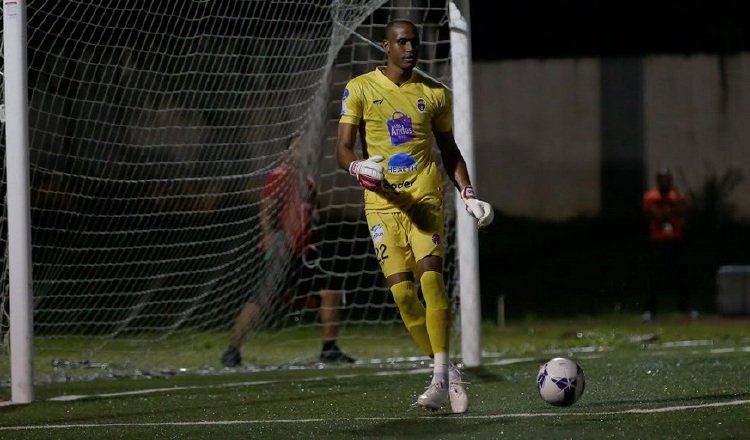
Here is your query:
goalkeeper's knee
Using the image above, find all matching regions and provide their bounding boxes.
[420,271,449,310]
[390,280,426,323]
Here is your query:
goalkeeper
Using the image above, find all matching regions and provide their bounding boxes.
[221,134,355,368]
[335,19,494,413]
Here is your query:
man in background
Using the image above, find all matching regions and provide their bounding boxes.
[642,168,691,321]
[221,134,355,367]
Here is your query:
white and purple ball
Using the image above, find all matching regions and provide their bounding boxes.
[537,357,586,406]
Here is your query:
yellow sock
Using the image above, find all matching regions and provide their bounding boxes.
[420,271,450,355]
[390,280,433,356]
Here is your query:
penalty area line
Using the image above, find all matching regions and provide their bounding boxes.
[1,399,748,431]
[45,360,538,403]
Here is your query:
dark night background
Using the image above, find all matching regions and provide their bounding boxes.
[466,1,750,319]
[470,2,750,60]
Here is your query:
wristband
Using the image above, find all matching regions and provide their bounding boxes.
[461,185,476,200]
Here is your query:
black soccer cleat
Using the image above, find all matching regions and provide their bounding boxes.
[318,348,356,364]
[221,346,242,368]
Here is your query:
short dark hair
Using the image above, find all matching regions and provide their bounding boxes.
[384,18,417,37]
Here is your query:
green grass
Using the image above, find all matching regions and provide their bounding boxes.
[1,314,749,439]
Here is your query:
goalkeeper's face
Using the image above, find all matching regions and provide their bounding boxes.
[384,22,420,70]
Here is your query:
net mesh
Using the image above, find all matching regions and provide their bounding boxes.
[0,0,459,382]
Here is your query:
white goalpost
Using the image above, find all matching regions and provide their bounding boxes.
[0,0,480,403]
[447,0,481,368]
[3,0,34,404]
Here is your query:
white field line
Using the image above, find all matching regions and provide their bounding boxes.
[1,400,749,431]
[41,357,537,403]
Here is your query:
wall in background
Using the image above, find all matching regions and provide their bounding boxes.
[472,54,750,222]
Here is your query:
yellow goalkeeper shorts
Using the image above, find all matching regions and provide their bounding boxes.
[365,198,445,278]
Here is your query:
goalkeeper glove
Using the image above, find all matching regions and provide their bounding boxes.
[349,155,385,191]
[461,185,494,228]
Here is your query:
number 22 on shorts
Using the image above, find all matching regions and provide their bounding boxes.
[374,243,389,265]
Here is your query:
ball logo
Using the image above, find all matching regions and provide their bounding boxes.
[387,152,418,174]
[370,224,385,243]
[417,98,426,113]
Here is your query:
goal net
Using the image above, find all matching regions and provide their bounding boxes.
[0,0,465,383]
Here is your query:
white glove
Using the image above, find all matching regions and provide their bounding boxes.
[349,155,384,191]
[461,185,494,228]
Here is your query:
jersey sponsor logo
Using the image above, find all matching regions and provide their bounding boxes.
[383,179,413,191]
[387,152,418,173]
[341,88,350,115]
[417,98,426,113]
[370,224,385,243]
[387,111,415,146]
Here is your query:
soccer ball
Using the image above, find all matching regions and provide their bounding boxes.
[536,357,586,407]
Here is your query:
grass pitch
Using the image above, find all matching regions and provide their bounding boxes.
[1,313,748,440]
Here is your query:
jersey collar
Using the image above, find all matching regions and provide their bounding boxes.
[375,66,416,88]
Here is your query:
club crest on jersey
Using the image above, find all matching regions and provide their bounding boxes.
[387,111,415,146]
[370,224,385,243]
[417,98,426,113]
[432,234,441,245]
[387,152,418,173]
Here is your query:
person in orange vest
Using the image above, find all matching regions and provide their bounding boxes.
[642,168,692,321]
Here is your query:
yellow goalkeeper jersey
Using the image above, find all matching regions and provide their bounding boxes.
[340,67,452,212]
